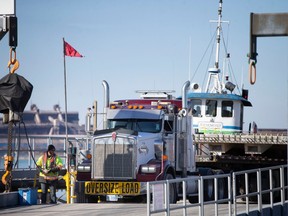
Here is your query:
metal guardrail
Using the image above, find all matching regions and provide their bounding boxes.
[232,165,288,215]
[147,164,288,216]
[147,173,232,216]
[0,134,91,170]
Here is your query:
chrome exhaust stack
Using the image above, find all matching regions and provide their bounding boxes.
[102,80,110,129]
[181,80,190,112]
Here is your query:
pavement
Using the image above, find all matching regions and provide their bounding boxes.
[1,203,149,216]
[0,201,264,216]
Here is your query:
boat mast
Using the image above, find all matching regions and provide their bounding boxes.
[205,0,224,93]
[215,0,222,69]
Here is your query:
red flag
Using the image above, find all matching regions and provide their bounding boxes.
[64,41,83,57]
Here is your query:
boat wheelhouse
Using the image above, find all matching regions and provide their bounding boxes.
[187,92,251,134]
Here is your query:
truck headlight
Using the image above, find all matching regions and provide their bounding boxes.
[141,165,156,174]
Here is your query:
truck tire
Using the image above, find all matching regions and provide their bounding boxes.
[198,167,214,201]
[204,169,214,201]
[165,173,177,204]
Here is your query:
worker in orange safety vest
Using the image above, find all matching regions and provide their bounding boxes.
[36,144,63,204]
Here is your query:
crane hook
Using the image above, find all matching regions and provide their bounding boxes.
[7,47,19,74]
[249,59,256,85]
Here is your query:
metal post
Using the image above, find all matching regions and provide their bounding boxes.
[245,173,249,214]
[147,182,151,216]
[269,169,273,208]
[280,166,284,205]
[214,177,218,216]
[228,174,232,216]
[199,177,204,216]
[182,180,187,216]
[165,180,169,216]
[232,173,237,216]
[257,170,262,213]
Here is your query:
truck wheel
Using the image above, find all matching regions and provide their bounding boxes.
[165,173,177,204]
[204,169,214,201]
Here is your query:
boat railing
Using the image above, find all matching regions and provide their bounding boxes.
[193,133,288,145]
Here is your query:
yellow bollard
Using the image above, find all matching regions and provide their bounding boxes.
[62,171,71,204]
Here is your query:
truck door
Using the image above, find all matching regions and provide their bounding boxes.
[163,115,176,167]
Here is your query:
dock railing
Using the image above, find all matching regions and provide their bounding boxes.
[0,134,92,170]
[147,164,288,216]
[147,173,232,216]
[232,164,288,215]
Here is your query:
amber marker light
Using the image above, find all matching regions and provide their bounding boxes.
[87,153,92,160]
[162,155,168,161]
[128,105,133,109]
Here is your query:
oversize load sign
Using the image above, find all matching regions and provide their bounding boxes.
[85,181,140,195]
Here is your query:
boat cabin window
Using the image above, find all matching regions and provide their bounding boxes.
[205,100,217,117]
[222,101,233,117]
[191,99,202,117]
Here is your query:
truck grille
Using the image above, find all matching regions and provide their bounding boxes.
[92,136,136,179]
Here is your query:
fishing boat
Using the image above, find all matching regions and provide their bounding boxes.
[185,0,252,135]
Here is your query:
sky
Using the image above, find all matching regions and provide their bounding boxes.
[0,0,287,131]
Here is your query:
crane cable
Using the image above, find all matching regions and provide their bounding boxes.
[1,47,20,191]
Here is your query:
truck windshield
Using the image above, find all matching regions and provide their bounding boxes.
[108,119,162,133]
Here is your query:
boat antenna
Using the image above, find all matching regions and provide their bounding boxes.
[188,36,192,82]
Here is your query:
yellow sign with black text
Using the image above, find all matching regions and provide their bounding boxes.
[85,181,141,195]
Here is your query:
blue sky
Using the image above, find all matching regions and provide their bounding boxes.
[0,0,287,130]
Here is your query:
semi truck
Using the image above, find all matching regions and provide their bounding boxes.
[75,80,215,203]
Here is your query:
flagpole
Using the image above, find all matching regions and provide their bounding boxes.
[62,39,82,204]
[63,37,71,204]
[63,37,69,161]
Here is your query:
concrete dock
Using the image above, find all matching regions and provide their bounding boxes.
[2,202,285,216]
